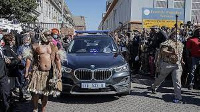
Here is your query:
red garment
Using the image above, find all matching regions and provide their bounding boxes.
[186,37,200,57]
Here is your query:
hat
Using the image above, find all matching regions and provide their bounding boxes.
[51,28,59,34]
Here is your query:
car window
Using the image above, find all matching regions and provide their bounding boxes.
[68,37,118,53]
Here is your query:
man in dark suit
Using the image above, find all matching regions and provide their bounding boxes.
[0,33,11,112]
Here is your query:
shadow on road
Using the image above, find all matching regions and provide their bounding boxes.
[131,85,200,106]
[131,74,174,87]
[130,90,163,101]
[12,100,43,112]
[48,95,120,104]
[162,94,200,106]
[13,95,121,111]
[131,88,200,106]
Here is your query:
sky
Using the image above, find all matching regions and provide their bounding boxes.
[66,0,107,30]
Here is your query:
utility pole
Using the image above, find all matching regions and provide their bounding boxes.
[167,0,169,8]
[153,0,155,8]
[176,15,178,41]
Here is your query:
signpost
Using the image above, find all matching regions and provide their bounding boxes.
[142,8,184,28]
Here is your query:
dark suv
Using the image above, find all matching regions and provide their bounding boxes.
[62,31,130,95]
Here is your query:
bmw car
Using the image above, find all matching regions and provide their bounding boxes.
[61,31,130,95]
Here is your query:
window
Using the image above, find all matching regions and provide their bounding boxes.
[68,37,117,53]
[46,2,48,17]
[174,0,185,9]
[49,4,51,19]
[191,0,200,23]
[56,11,58,22]
[52,7,54,19]
[155,0,167,8]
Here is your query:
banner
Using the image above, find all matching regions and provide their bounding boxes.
[142,8,184,28]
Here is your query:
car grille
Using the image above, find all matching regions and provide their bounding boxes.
[75,69,92,80]
[74,69,112,80]
[94,70,112,80]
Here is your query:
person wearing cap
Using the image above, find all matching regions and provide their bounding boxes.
[62,35,72,51]
[51,28,63,50]
[150,30,184,103]
[186,28,200,90]
[24,32,62,112]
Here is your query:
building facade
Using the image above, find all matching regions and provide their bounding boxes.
[99,0,200,32]
[73,16,86,31]
[31,0,75,30]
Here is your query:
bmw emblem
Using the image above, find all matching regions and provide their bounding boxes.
[90,65,95,69]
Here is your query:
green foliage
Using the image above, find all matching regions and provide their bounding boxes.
[0,0,38,22]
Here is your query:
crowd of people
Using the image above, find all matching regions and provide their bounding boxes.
[113,22,200,103]
[0,28,69,112]
[0,22,200,111]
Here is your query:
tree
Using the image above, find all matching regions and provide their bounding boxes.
[0,0,38,22]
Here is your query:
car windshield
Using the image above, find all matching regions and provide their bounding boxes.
[68,36,118,53]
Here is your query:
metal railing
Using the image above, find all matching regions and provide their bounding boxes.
[21,22,72,31]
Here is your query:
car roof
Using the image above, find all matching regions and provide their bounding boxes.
[74,34,112,39]
[75,30,110,34]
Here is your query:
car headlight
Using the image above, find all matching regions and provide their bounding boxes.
[62,66,72,73]
[114,64,129,72]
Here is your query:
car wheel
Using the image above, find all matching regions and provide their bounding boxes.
[59,92,66,98]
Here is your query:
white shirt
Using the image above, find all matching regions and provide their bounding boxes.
[0,47,4,58]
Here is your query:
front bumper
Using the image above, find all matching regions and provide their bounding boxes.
[61,71,130,95]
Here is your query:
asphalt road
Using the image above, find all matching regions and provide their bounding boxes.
[13,75,200,112]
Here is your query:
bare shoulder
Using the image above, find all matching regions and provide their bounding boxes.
[50,43,58,53]
[32,43,39,50]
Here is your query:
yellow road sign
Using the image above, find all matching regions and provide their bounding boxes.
[143,19,183,29]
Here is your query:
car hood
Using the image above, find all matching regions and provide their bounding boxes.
[63,53,126,69]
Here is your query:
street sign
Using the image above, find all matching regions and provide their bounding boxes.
[142,8,184,28]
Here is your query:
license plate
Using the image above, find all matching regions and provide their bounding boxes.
[81,83,106,89]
